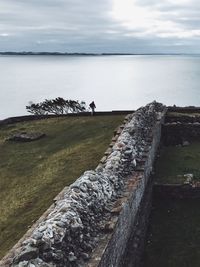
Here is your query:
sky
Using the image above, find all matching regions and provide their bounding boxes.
[0,0,200,53]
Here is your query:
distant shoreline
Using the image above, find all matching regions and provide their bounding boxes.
[0,52,199,56]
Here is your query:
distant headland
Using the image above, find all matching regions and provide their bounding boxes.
[0,51,189,56]
[0,51,133,56]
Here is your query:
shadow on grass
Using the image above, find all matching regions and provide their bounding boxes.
[143,197,200,267]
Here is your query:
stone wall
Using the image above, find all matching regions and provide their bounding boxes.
[162,108,200,146]
[162,123,200,146]
[0,102,166,267]
[93,105,165,267]
[165,115,200,124]
[122,176,153,267]
[168,106,200,113]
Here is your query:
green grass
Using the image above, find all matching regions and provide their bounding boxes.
[0,115,124,259]
[144,197,200,267]
[155,141,200,184]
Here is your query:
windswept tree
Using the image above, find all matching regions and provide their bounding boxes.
[68,100,86,113]
[26,102,47,115]
[42,98,62,115]
[26,98,87,115]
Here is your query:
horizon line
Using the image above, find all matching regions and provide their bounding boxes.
[1,51,200,56]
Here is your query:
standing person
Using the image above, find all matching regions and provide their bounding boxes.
[89,101,96,116]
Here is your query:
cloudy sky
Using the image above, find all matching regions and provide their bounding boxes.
[0,0,200,53]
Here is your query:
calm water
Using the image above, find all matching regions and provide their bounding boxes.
[0,55,200,119]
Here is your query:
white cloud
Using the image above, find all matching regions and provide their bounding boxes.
[111,0,200,39]
[0,33,10,37]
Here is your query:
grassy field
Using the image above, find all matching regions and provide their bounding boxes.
[0,115,124,259]
[155,141,200,184]
[144,197,200,267]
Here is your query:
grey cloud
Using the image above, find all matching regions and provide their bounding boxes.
[0,0,200,53]
[0,0,114,35]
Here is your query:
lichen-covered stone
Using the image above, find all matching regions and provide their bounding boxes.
[13,246,39,264]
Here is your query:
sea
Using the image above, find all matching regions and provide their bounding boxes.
[0,54,200,120]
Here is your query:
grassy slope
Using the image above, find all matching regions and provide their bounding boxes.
[0,115,124,258]
[144,197,200,267]
[155,141,200,184]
